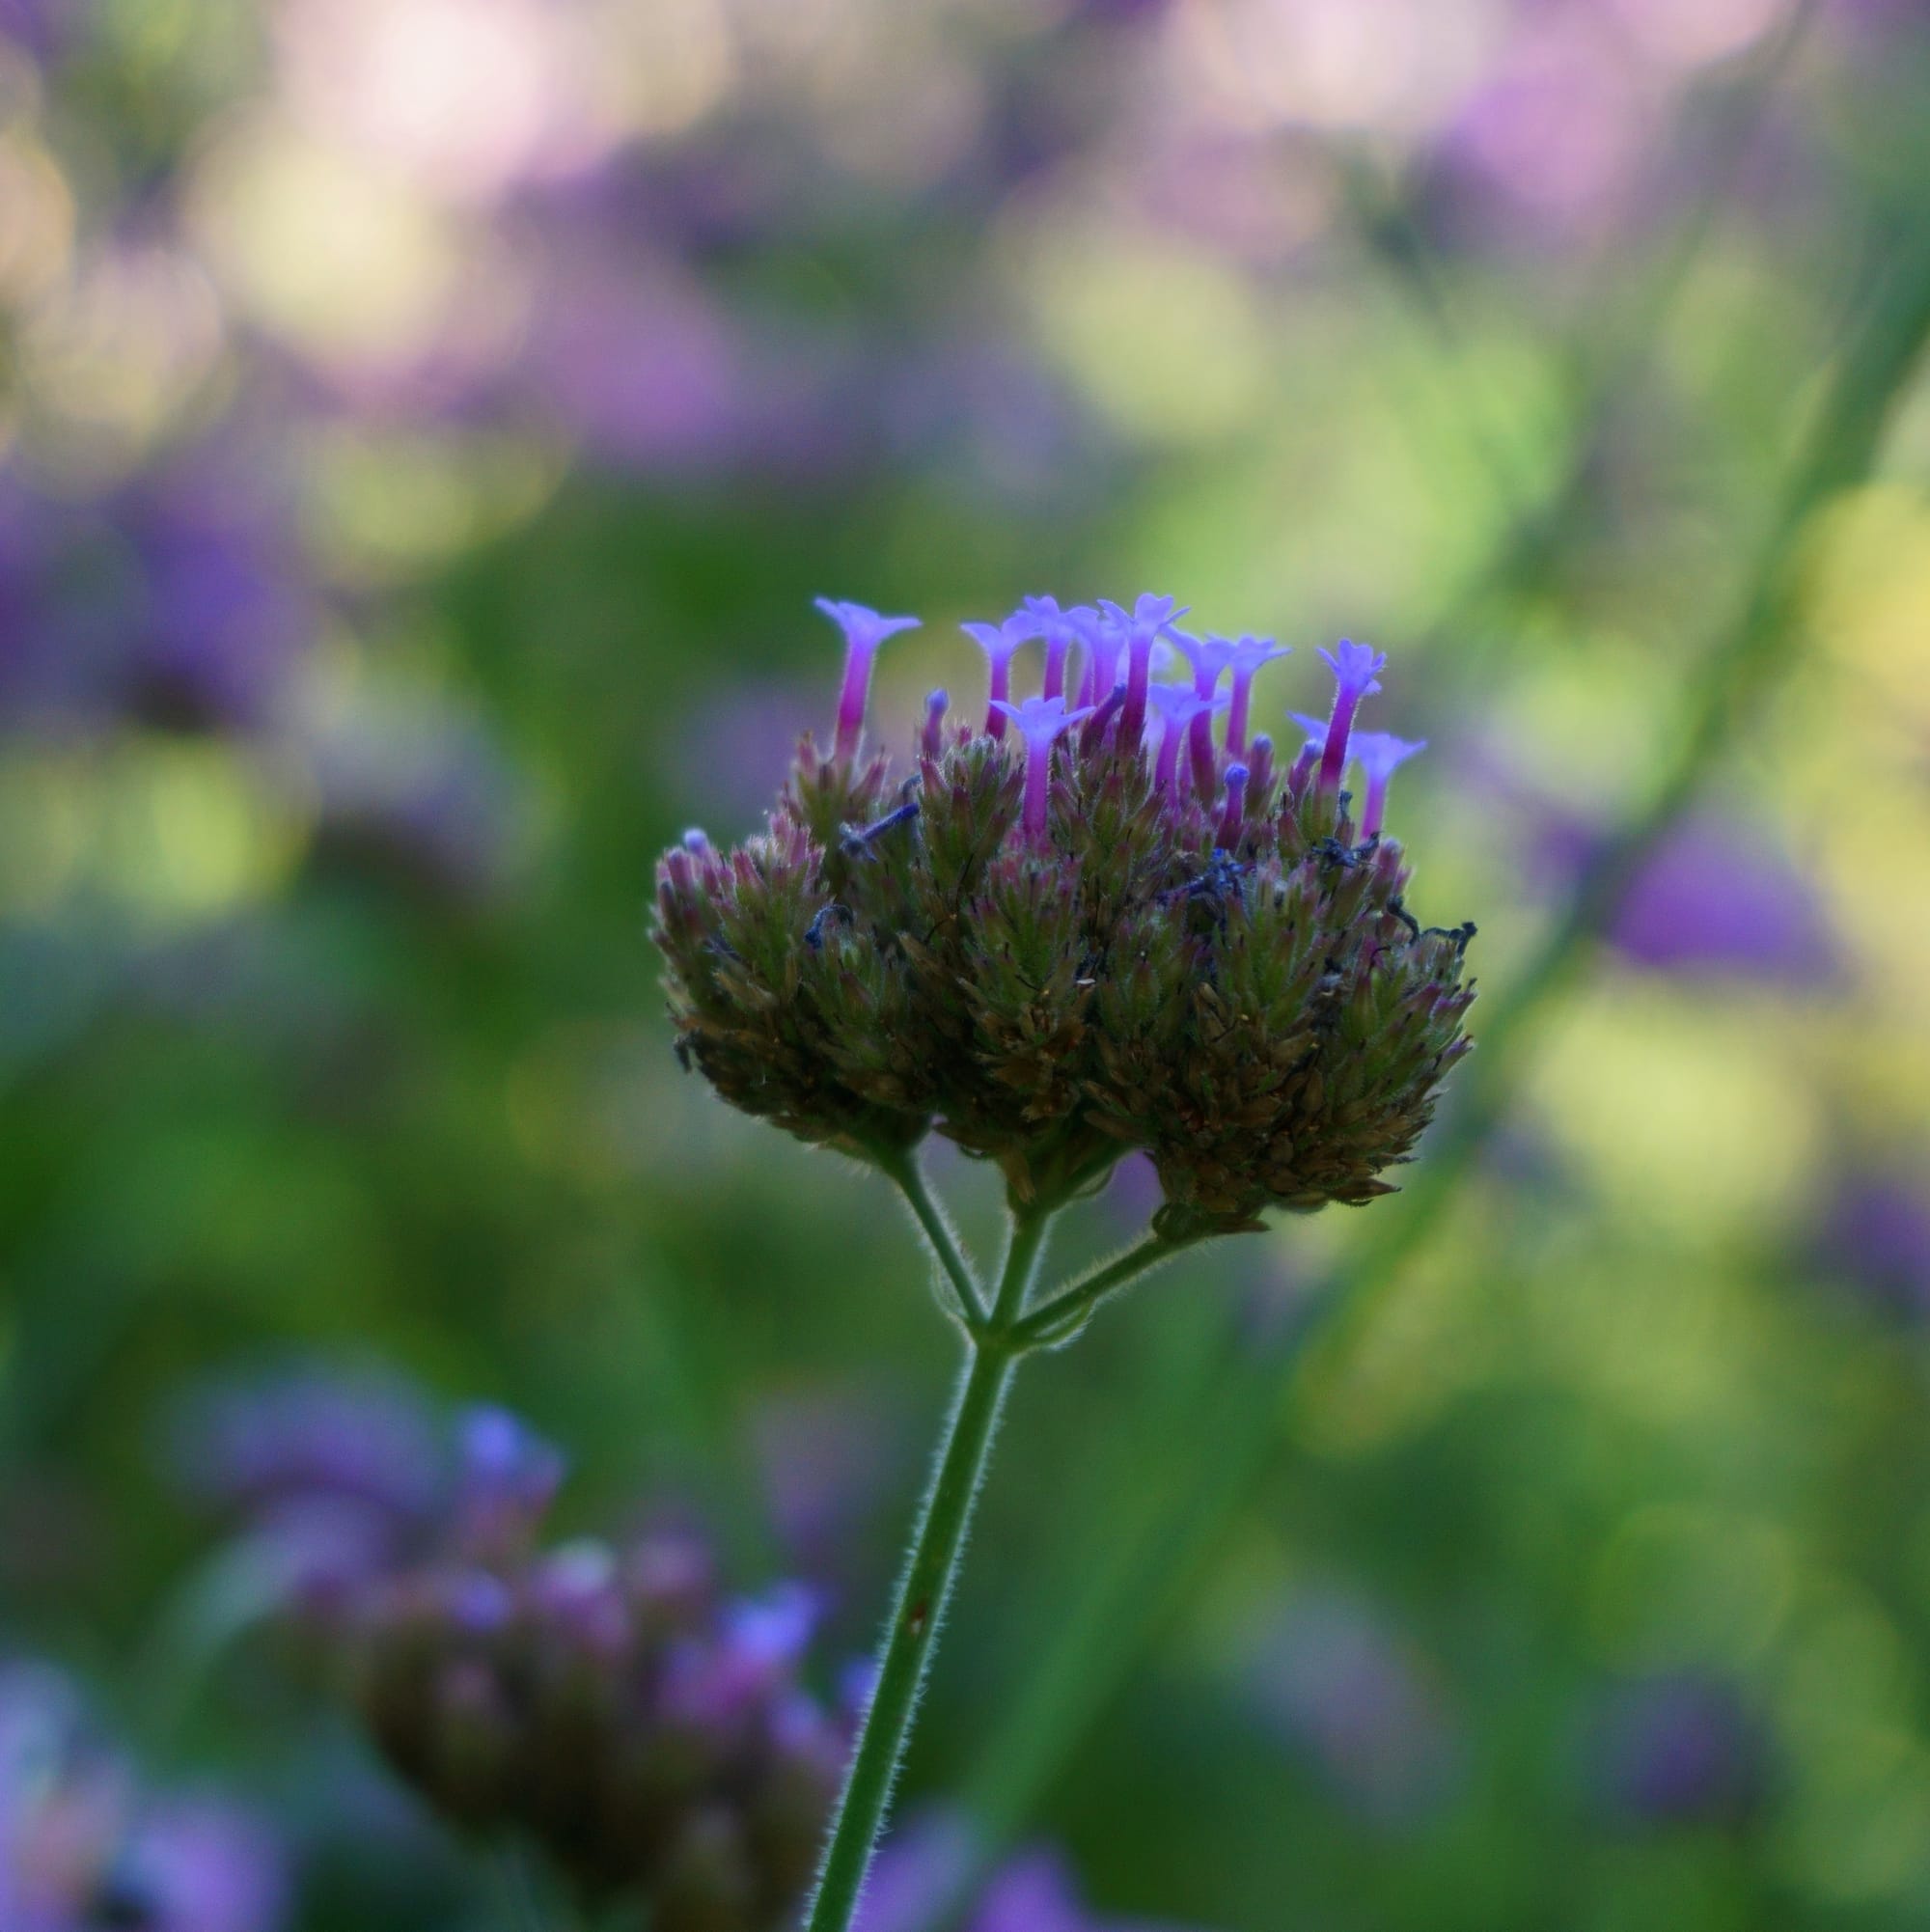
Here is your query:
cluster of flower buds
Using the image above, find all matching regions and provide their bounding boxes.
[170,1365,567,1617]
[341,1430,849,1928]
[655,593,1474,1235]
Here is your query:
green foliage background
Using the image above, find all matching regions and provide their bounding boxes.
[5,3,1930,1926]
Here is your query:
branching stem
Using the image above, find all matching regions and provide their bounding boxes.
[879,1147,989,1328]
[1008,1233,1188,1346]
[802,1205,1052,1932]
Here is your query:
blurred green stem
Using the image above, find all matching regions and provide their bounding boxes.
[879,1147,988,1329]
[496,1845,554,1932]
[1375,0,1816,676]
[802,1203,1050,1932]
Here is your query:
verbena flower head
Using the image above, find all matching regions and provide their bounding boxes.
[654,595,1475,1235]
[343,1460,847,1924]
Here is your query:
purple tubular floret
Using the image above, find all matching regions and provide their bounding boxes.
[818,598,922,762]
[1313,639,1387,794]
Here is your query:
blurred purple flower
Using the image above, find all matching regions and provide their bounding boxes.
[660,1582,825,1739]
[449,1404,566,1560]
[1467,733,1843,990]
[1100,1150,1163,1232]
[117,448,312,731]
[0,1663,287,1932]
[0,445,312,737]
[168,1362,447,1607]
[1468,731,1845,991]
[1437,14,1653,232]
[856,1811,1212,1932]
[666,680,829,832]
[348,1516,848,1916]
[878,342,1088,503]
[118,1801,289,1932]
[1591,1672,1769,1829]
[1823,0,1928,36]
[171,1361,444,1527]
[1817,1177,1930,1322]
[525,251,744,473]
[0,0,83,62]
[167,1362,565,1607]
[1599,819,1838,986]
[1247,1590,1461,1828]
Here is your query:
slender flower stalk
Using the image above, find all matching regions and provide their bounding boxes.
[1145,684,1227,803]
[1010,1231,1195,1346]
[876,1145,986,1328]
[800,1213,1049,1932]
[1225,635,1290,759]
[1169,632,1239,798]
[818,599,922,761]
[990,694,1096,843]
[961,615,1037,739]
[1021,595,1084,704]
[1313,640,1387,793]
[1102,593,1186,750]
[1350,731,1426,840]
[1073,605,1122,711]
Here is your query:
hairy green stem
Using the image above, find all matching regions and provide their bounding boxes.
[1009,1233,1188,1347]
[803,1207,1051,1932]
[880,1147,989,1328]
